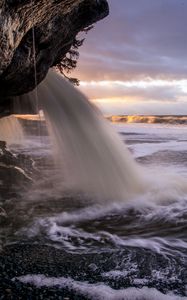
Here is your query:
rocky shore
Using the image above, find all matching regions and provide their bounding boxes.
[0,243,185,299]
[0,244,88,300]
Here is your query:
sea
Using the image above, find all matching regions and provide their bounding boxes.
[3,117,187,300]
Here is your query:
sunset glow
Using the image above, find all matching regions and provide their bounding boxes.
[77,79,187,115]
[72,0,187,115]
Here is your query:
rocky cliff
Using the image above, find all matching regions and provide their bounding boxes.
[0,0,109,116]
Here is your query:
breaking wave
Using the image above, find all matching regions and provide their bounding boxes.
[108,115,187,125]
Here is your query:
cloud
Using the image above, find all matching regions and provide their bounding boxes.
[73,0,187,81]
[79,79,187,102]
[94,99,187,116]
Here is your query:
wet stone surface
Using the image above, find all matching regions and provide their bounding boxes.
[0,244,186,299]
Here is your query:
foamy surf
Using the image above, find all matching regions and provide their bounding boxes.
[16,189,187,257]
[14,275,187,300]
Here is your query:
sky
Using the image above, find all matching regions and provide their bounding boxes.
[73,0,187,115]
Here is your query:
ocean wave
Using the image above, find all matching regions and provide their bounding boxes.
[19,193,187,255]
[17,163,187,255]
[107,115,187,125]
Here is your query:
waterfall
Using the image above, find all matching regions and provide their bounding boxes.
[0,115,24,145]
[35,70,144,202]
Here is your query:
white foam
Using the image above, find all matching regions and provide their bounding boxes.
[14,275,186,300]
[114,123,187,158]
[19,179,187,255]
[114,123,187,140]
[132,140,187,158]
[22,214,187,256]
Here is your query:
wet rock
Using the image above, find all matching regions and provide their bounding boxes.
[0,207,7,217]
[0,140,37,174]
[0,163,32,184]
[0,207,7,226]
[0,141,35,199]
[0,244,186,298]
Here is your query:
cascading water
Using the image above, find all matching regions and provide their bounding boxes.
[0,115,24,145]
[36,70,144,201]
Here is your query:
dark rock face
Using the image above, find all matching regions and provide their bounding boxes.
[0,140,35,199]
[0,0,109,115]
[0,140,37,224]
